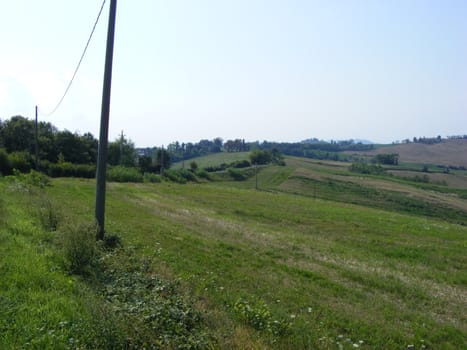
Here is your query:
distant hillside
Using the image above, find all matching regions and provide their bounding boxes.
[347,139,467,167]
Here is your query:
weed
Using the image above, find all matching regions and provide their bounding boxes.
[60,222,100,275]
[35,195,61,231]
[233,298,291,337]
[99,249,213,349]
[8,169,50,191]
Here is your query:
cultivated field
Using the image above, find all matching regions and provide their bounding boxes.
[1,156,466,349]
[346,139,467,168]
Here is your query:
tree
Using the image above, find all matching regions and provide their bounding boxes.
[190,161,198,172]
[154,148,171,172]
[107,135,136,167]
[249,150,272,165]
[138,155,153,173]
[55,130,98,164]
[373,153,399,165]
[0,116,35,153]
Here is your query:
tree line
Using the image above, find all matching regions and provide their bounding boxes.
[1,114,375,178]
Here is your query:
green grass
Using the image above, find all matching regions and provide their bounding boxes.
[1,161,466,349]
[45,178,467,348]
[172,152,250,169]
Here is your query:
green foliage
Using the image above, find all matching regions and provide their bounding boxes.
[107,166,143,183]
[35,195,61,232]
[61,222,99,275]
[9,151,33,173]
[107,135,137,167]
[230,159,251,168]
[249,149,272,165]
[143,172,161,183]
[233,298,291,337]
[100,251,211,349]
[0,115,34,153]
[9,169,50,190]
[45,162,96,178]
[155,148,172,171]
[373,153,399,165]
[196,169,211,180]
[0,148,11,175]
[190,160,198,172]
[227,168,247,181]
[163,169,187,184]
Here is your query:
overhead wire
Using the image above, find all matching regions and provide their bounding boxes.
[43,0,107,116]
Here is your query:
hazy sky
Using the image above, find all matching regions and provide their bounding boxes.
[1,0,466,147]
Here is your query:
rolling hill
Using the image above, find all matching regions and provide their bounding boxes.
[1,153,466,349]
[346,139,467,167]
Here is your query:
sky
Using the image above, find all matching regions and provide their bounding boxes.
[1,0,466,147]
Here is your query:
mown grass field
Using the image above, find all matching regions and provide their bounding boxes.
[1,156,466,349]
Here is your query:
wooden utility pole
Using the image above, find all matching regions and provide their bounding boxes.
[255,163,258,190]
[34,106,39,170]
[95,0,117,240]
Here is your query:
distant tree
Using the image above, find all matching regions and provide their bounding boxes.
[373,153,399,165]
[108,135,137,167]
[249,150,272,165]
[213,137,223,152]
[155,148,171,172]
[190,161,198,172]
[138,155,153,173]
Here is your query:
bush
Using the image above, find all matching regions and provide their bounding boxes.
[10,169,50,190]
[0,148,11,175]
[231,160,251,168]
[46,162,95,178]
[36,195,61,231]
[228,168,247,181]
[163,169,187,184]
[143,172,161,183]
[9,151,33,173]
[107,166,143,182]
[179,169,198,182]
[196,169,211,180]
[61,222,99,275]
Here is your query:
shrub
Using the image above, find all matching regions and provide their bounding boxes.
[102,233,123,250]
[107,166,143,183]
[10,169,50,190]
[228,168,247,181]
[0,148,11,175]
[143,172,161,183]
[46,162,95,178]
[179,169,198,182]
[196,169,211,180]
[189,161,198,172]
[163,169,187,184]
[61,222,99,275]
[36,195,61,231]
[231,160,251,168]
[9,151,33,173]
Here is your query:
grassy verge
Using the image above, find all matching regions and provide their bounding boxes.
[0,176,217,349]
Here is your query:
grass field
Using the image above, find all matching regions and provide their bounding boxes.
[1,156,466,349]
[172,152,250,169]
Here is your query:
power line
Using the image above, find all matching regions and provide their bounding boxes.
[43,0,107,116]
